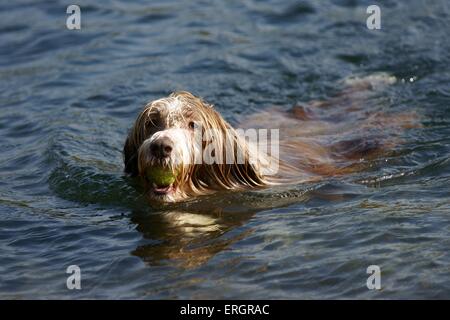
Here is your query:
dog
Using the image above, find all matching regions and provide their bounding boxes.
[123,74,417,203]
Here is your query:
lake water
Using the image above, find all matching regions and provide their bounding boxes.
[0,0,449,299]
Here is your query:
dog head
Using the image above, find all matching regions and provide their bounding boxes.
[123,91,269,202]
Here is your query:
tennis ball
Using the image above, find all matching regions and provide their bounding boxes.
[145,167,177,186]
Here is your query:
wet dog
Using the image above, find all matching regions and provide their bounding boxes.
[123,74,417,203]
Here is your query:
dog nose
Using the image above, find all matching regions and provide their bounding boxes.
[149,137,173,158]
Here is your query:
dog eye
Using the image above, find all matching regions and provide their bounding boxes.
[189,121,197,130]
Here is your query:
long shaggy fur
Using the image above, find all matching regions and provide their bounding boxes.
[124,75,418,203]
[124,91,279,202]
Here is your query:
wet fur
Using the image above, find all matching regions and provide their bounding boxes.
[124,74,418,202]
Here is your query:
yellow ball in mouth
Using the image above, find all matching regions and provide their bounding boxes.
[145,167,177,186]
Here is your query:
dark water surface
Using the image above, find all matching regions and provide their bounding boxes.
[1,0,449,299]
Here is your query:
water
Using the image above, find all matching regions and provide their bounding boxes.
[1,0,449,299]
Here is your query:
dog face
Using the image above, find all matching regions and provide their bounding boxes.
[123,91,267,202]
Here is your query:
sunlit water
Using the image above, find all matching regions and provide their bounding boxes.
[0,0,449,299]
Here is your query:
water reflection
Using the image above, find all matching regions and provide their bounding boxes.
[130,206,255,269]
[129,187,313,269]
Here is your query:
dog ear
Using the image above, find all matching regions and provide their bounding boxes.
[198,128,266,189]
[228,138,265,187]
[123,134,139,176]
